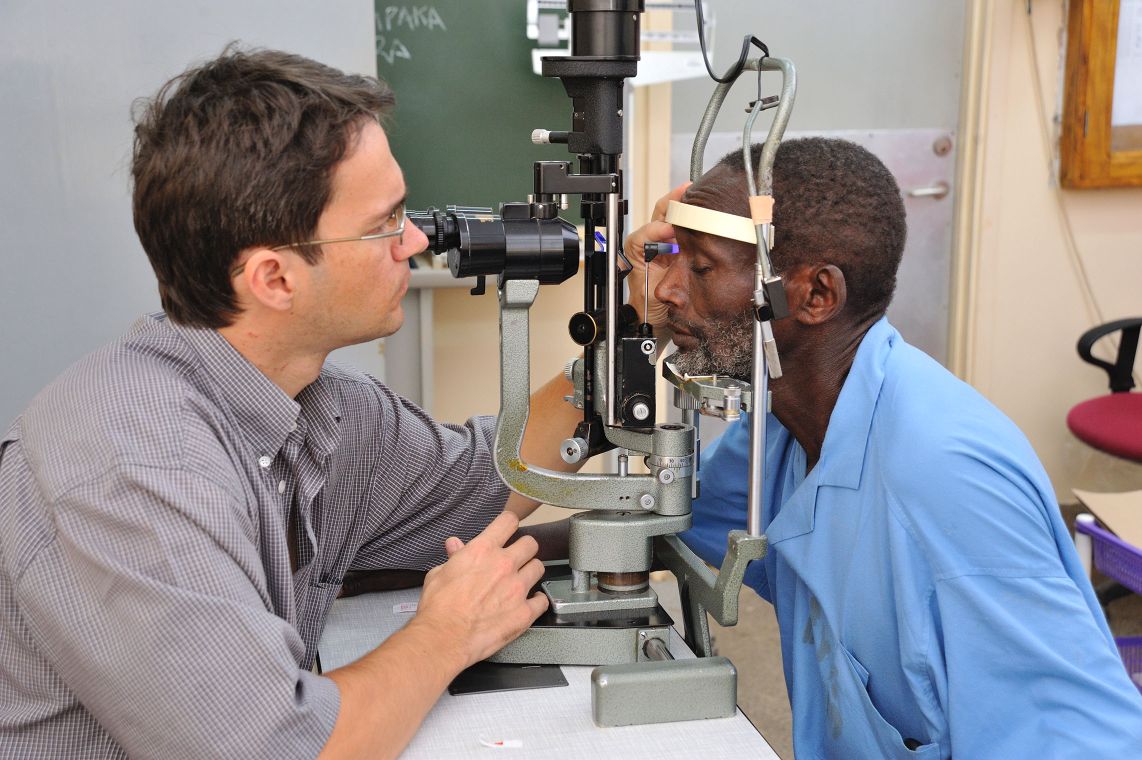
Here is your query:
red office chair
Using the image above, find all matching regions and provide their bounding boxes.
[1067,317,1142,464]
[1068,317,1142,609]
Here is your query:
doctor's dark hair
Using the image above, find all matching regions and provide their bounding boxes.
[131,47,395,328]
[705,138,907,320]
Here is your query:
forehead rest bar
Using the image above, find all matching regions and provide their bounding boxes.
[665,200,758,244]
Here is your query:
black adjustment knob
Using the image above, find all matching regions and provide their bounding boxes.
[432,209,448,253]
[568,311,601,346]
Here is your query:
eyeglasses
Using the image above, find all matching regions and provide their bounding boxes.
[231,202,406,277]
[273,202,406,250]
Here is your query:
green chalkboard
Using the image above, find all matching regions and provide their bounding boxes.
[374,1,578,219]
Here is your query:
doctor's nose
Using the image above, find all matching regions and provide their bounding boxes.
[393,222,428,261]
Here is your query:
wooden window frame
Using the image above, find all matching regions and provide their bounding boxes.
[1061,0,1142,188]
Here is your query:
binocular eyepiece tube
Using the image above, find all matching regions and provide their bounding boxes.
[408,205,580,287]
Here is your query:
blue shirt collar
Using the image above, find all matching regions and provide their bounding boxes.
[765,317,897,543]
[813,317,897,491]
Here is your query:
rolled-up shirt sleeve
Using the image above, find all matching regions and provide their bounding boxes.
[13,461,339,760]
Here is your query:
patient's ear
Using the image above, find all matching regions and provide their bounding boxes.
[784,264,846,325]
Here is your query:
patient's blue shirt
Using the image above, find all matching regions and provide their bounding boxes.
[682,318,1142,758]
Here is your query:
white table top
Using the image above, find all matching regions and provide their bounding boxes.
[319,588,780,759]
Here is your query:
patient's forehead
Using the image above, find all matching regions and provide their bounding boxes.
[682,166,750,218]
[674,223,754,267]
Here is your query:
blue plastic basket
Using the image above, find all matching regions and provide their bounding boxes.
[1075,520,1142,693]
[1075,519,1142,595]
[1116,637,1142,694]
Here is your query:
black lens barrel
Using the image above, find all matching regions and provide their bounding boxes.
[568,0,643,60]
[408,207,579,286]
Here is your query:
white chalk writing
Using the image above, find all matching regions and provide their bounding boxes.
[376,5,447,33]
[375,5,447,64]
[376,36,412,64]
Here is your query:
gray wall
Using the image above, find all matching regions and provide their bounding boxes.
[0,0,376,428]
[673,0,965,134]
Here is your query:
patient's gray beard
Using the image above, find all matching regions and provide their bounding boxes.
[670,308,755,380]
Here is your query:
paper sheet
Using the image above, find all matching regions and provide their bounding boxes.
[1074,488,1142,547]
[318,590,780,759]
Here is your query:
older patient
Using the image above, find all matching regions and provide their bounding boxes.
[0,48,579,758]
[627,138,1142,758]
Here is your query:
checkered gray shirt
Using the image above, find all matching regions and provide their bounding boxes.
[0,313,507,758]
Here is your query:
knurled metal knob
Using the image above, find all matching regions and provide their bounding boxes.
[561,437,589,464]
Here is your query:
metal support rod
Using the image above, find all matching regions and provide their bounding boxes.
[682,408,700,501]
[606,190,620,426]
[572,568,592,593]
[644,266,650,326]
[748,264,768,537]
[750,58,797,195]
[643,636,673,661]
[417,290,434,413]
[691,57,797,188]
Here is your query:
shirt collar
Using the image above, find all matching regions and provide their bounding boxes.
[813,316,897,490]
[765,317,897,544]
[171,317,302,458]
[296,372,343,459]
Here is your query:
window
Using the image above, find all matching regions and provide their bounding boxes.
[1061,0,1142,188]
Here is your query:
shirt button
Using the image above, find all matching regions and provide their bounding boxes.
[278,480,286,494]
[258,455,272,469]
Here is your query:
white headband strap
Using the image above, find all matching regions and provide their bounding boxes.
[665,200,757,244]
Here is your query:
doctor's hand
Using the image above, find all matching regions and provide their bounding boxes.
[624,182,690,334]
[413,512,548,669]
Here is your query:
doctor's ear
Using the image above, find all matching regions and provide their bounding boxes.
[232,248,299,313]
